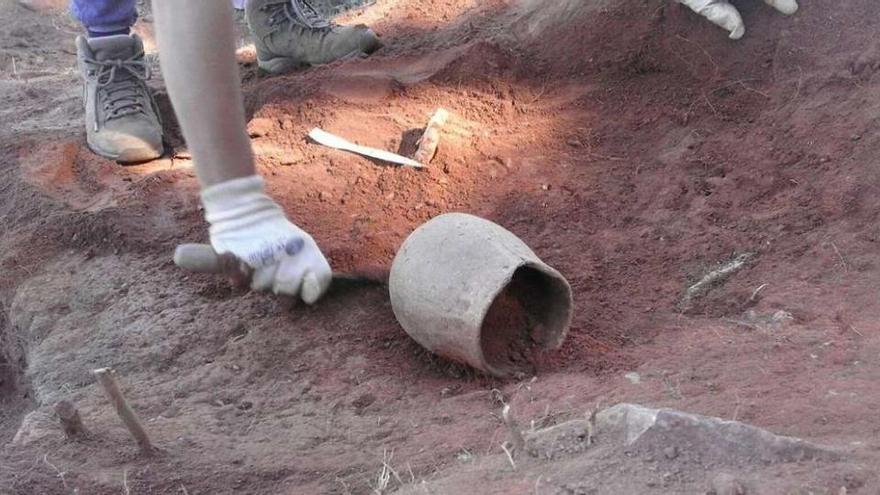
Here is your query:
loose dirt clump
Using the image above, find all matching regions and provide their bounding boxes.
[480,280,537,375]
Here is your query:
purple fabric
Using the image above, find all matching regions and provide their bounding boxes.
[71,0,248,33]
[70,0,138,32]
[70,0,247,33]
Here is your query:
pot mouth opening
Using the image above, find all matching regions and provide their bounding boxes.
[479,264,572,376]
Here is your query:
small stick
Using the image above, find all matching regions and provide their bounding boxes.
[750,283,768,302]
[702,93,719,117]
[43,454,69,490]
[830,242,849,273]
[54,400,89,439]
[584,407,598,447]
[93,368,154,455]
[500,443,517,471]
[681,253,752,310]
[501,404,526,452]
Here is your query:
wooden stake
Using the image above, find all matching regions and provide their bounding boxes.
[413,108,449,165]
[93,368,154,455]
[54,400,89,439]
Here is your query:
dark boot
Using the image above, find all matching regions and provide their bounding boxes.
[76,34,164,163]
[246,0,381,74]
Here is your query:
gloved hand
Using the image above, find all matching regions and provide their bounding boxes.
[677,0,799,40]
[196,175,332,303]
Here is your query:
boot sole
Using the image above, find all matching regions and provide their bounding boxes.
[257,56,310,75]
[257,46,371,75]
[87,136,165,165]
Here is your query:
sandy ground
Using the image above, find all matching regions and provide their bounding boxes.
[2,0,880,493]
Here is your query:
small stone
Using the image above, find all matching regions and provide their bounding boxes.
[624,372,641,384]
[843,473,864,490]
[664,446,679,460]
[455,450,474,464]
[540,184,551,191]
[247,117,274,138]
[710,473,746,495]
[281,119,295,130]
[566,138,582,147]
[319,191,332,202]
[771,310,793,322]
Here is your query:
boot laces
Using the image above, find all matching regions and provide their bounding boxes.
[83,51,152,126]
[265,0,332,30]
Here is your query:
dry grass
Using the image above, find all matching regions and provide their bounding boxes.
[371,449,403,494]
[0,448,67,493]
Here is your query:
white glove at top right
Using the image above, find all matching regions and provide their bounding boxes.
[201,174,333,304]
[677,0,799,40]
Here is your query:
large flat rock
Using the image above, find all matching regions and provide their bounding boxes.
[596,403,840,464]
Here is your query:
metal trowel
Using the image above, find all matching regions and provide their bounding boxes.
[173,244,386,293]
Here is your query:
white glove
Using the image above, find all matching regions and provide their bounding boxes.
[201,175,332,303]
[679,0,745,39]
[764,0,798,15]
[677,0,798,40]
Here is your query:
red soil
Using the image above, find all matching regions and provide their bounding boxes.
[2,0,880,493]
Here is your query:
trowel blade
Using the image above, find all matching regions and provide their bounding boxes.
[173,243,387,287]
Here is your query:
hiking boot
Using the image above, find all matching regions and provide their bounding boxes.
[76,34,164,163]
[246,0,381,74]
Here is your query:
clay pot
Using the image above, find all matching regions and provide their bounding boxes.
[389,213,573,377]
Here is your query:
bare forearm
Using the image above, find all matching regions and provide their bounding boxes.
[151,0,254,186]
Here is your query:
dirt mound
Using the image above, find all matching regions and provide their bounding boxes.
[2,0,880,493]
